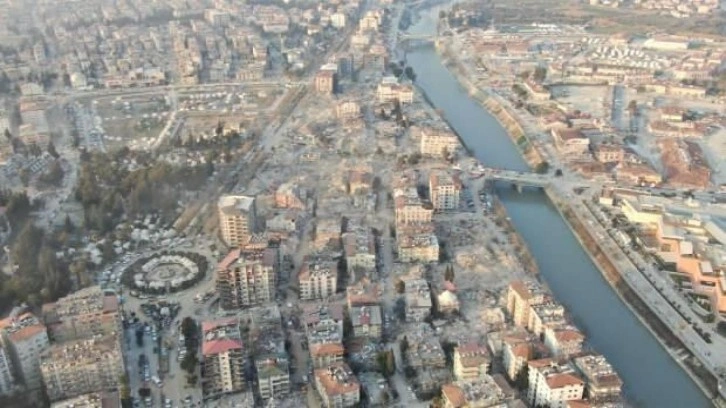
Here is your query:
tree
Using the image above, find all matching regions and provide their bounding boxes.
[377,350,396,377]
[533,66,547,83]
[395,279,405,294]
[181,353,198,374]
[535,161,550,174]
[64,215,74,233]
[514,365,529,390]
[444,265,455,282]
[555,169,563,177]
[3,128,10,140]
[400,336,409,355]
[138,387,151,398]
[47,141,59,158]
[136,329,144,347]
[404,66,416,82]
[119,374,131,400]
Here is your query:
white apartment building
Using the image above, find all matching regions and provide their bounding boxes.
[527,359,584,408]
[429,170,461,212]
[0,312,49,393]
[418,127,459,157]
[376,77,414,104]
[299,259,337,300]
[218,195,257,247]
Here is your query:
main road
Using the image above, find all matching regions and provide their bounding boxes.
[403,5,713,408]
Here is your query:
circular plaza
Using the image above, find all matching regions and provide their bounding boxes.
[123,251,208,294]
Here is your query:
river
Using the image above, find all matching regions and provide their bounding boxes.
[403,6,712,408]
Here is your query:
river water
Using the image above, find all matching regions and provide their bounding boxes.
[403,7,711,408]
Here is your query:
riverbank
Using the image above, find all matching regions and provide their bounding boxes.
[434,38,545,169]
[544,186,721,406]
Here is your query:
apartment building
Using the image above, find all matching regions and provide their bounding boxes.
[298,258,337,301]
[0,343,13,395]
[441,377,506,408]
[349,305,382,339]
[314,362,360,408]
[592,143,624,164]
[405,335,446,370]
[335,100,361,119]
[429,170,462,212]
[573,354,623,401]
[50,391,120,408]
[394,189,434,225]
[527,302,566,337]
[201,318,245,397]
[40,336,124,402]
[376,77,414,104]
[274,182,307,209]
[551,128,590,159]
[217,247,277,309]
[544,327,585,357]
[527,359,584,408]
[397,227,439,263]
[346,279,382,308]
[243,305,290,401]
[218,195,257,247]
[256,356,290,402]
[304,303,345,369]
[315,66,337,94]
[453,343,490,381]
[0,312,48,394]
[418,127,459,157]
[404,278,432,322]
[502,336,533,381]
[506,280,546,327]
[341,228,376,276]
[42,286,120,344]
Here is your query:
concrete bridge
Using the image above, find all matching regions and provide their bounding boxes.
[398,33,438,48]
[476,168,552,190]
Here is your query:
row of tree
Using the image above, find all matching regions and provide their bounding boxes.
[0,223,73,311]
[75,150,209,235]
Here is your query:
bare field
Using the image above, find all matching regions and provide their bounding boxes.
[486,0,726,36]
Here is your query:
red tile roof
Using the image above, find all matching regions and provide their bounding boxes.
[202,338,243,356]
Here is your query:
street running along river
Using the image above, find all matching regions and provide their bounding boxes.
[403,6,712,408]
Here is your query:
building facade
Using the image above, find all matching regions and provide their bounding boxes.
[217,248,277,309]
[429,170,461,212]
[256,356,290,402]
[527,359,584,408]
[218,195,257,247]
[1,312,50,393]
[506,281,546,327]
[453,343,490,381]
[201,319,245,397]
[298,259,337,300]
[40,336,124,402]
[419,127,459,157]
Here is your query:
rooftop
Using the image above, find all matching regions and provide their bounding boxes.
[50,391,120,408]
[40,335,119,365]
[43,286,118,321]
[218,194,255,214]
[0,312,46,343]
[315,362,360,396]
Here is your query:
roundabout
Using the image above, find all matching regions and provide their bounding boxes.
[123,251,209,294]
